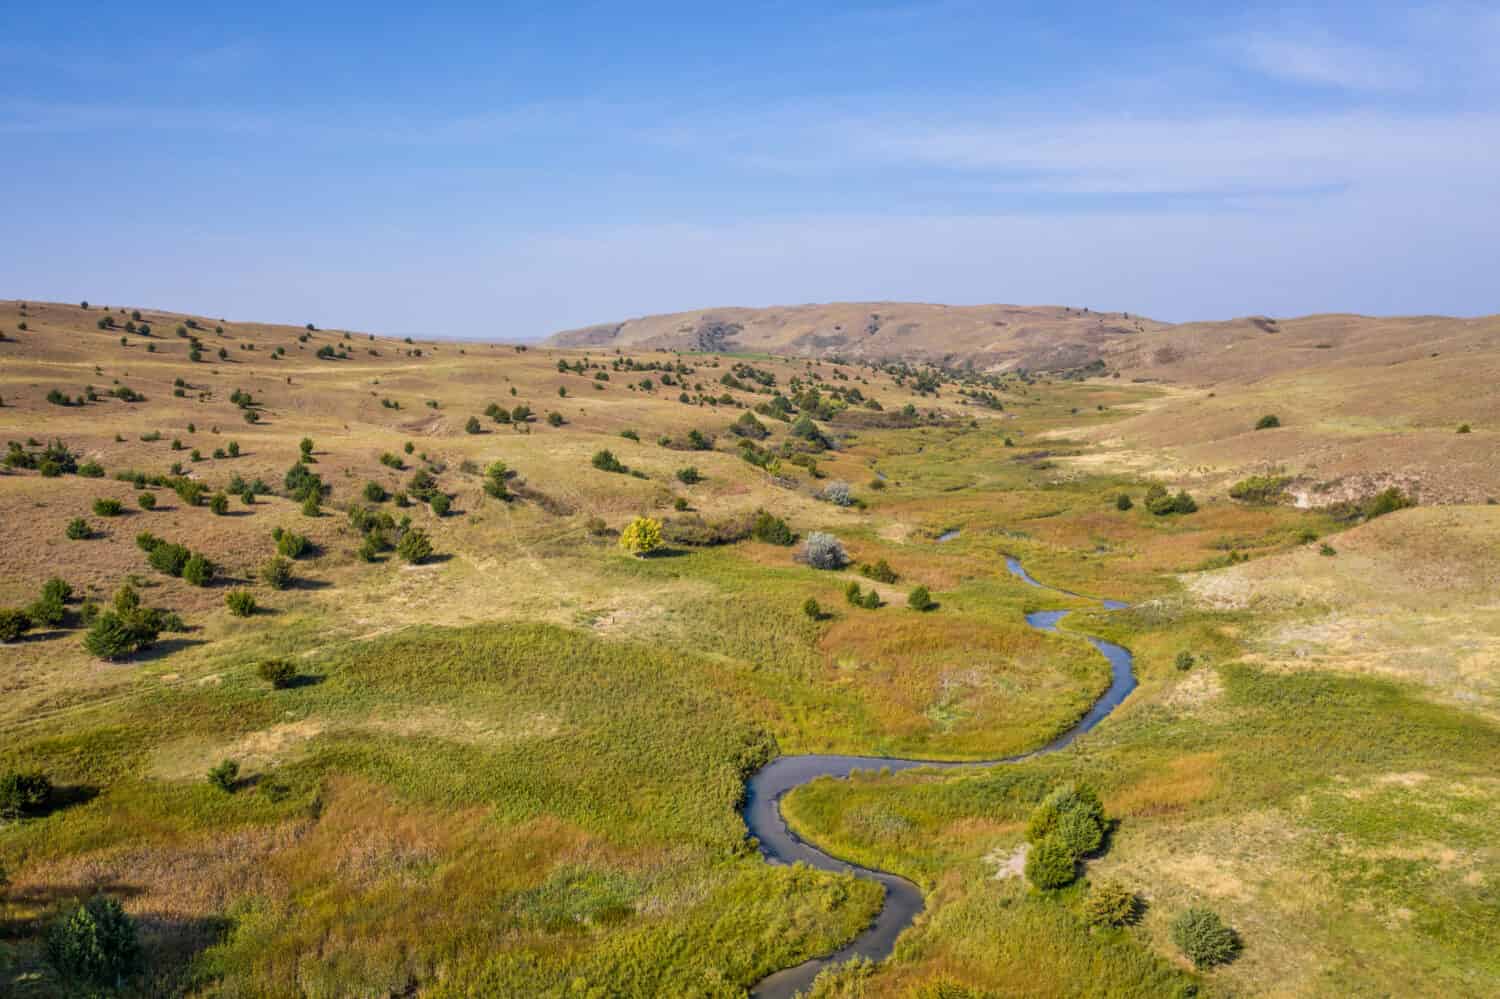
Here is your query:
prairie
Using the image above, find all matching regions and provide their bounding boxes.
[2,299,1497,997]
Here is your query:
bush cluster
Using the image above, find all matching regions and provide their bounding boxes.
[1024,784,1107,890]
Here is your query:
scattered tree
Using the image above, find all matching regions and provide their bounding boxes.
[1170,907,1241,968]
[261,556,294,589]
[45,895,140,988]
[256,659,297,688]
[802,531,848,569]
[65,518,92,540]
[907,585,934,611]
[225,590,257,617]
[397,528,433,564]
[1083,880,1141,928]
[618,516,663,556]
[207,759,240,793]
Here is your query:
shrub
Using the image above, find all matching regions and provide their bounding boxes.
[0,608,33,642]
[225,590,257,617]
[1228,474,1291,504]
[1175,650,1195,671]
[1025,835,1078,890]
[209,492,229,515]
[676,466,703,485]
[207,760,239,792]
[256,658,297,688]
[802,531,848,569]
[802,597,822,620]
[592,449,626,473]
[686,429,712,450]
[731,411,770,440]
[618,516,663,556]
[1145,483,1197,516]
[1170,908,1240,968]
[182,554,216,587]
[90,497,122,517]
[1027,783,1105,846]
[397,528,433,564]
[1054,806,1105,855]
[261,556,294,589]
[483,461,509,499]
[45,895,140,987]
[1255,414,1280,430]
[276,531,309,558]
[82,610,158,659]
[1083,880,1140,928]
[42,577,73,603]
[429,492,451,516]
[821,481,853,506]
[363,480,387,503]
[1457,423,1471,434]
[859,559,898,584]
[1115,493,1132,511]
[907,585,934,611]
[301,493,321,517]
[146,540,191,576]
[845,581,864,606]
[78,460,105,478]
[861,589,880,610]
[0,772,52,818]
[465,415,482,434]
[1363,487,1413,520]
[547,411,564,427]
[65,518,91,540]
[137,491,157,510]
[1320,542,1337,556]
[752,510,794,545]
[28,592,65,628]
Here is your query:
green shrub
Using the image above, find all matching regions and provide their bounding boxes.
[845,582,864,606]
[1457,423,1471,434]
[207,759,240,792]
[1054,806,1105,855]
[907,585,934,611]
[860,589,880,610]
[1027,783,1105,845]
[1320,543,1337,557]
[147,541,192,576]
[65,518,91,540]
[42,577,73,603]
[397,528,433,564]
[465,415,482,434]
[483,461,509,499]
[1363,487,1413,520]
[676,466,703,485]
[261,556,294,589]
[256,659,297,688]
[1170,907,1240,968]
[430,492,451,516]
[45,894,140,987]
[592,449,626,473]
[1228,474,1291,504]
[0,771,52,818]
[78,460,105,478]
[0,608,33,642]
[137,491,157,510]
[82,610,159,660]
[225,590,257,617]
[182,554,216,586]
[859,559,898,583]
[277,531,310,558]
[1083,880,1140,928]
[1255,414,1280,430]
[28,592,66,628]
[751,510,794,545]
[1175,650,1195,671]
[1025,835,1078,890]
[1115,493,1133,511]
[363,480,387,503]
[209,492,229,515]
[802,598,822,620]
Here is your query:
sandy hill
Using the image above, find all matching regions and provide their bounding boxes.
[546,301,1168,371]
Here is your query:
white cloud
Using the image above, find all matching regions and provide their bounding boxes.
[1236,32,1422,93]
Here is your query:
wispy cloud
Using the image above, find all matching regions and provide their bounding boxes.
[1236,31,1422,93]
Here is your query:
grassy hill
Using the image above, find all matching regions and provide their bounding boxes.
[2,298,1497,997]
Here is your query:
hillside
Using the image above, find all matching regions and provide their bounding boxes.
[2,297,1498,998]
[547,301,1169,371]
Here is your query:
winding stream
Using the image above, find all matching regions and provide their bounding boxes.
[742,556,1135,998]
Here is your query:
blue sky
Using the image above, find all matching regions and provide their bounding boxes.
[3,2,1496,337]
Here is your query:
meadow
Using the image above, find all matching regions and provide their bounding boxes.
[2,299,1496,997]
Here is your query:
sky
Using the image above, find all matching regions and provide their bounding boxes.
[2,2,1497,338]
